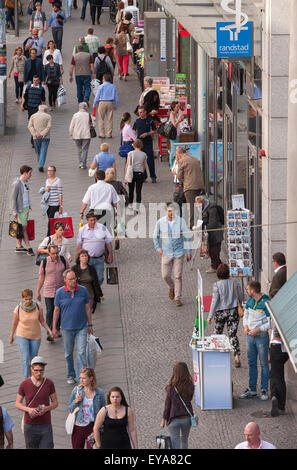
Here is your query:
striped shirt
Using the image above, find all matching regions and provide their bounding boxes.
[45,177,63,206]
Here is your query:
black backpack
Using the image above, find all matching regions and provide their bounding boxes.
[42,255,67,275]
[23,36,33,58]
[215,205,225,225]
[96,56,109,80]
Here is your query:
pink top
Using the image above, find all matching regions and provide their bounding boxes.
[121,123,136,142]
[39,257,69,298]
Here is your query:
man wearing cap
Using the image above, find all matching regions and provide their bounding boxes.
[77,208,113,286]
[52,269,93,384]
[15,356,58,449]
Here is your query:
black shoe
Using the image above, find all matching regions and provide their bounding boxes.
[27,248,35,256]
[271,396,279,417]
[80,16,84,20]
[91,301,97,314]
[97,19,100,24]
[38,167,44,172]
[15,247,28,253]
[151,177,157,183]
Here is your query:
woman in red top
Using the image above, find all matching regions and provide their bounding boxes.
[160,362,195,449]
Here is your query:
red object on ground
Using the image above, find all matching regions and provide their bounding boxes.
[26,220,35,241]
[203,295,213,313]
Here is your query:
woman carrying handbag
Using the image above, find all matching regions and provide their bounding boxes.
[160,362,195,449]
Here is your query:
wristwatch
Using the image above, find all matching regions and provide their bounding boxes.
[88,324,93,327]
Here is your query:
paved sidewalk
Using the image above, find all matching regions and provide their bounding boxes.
[0,7,296,450]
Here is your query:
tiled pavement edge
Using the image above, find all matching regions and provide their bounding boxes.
[0,8,296,449]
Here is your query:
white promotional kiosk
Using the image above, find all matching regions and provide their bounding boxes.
[190,270,233,410]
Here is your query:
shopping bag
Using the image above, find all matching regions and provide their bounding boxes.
[156,430,172,449]
[65,407,80,435]
[200,230,209,259]
[91,78,100,96]
[9,220,20,238]
[50,216,74,238]
[86,334,103,368]
[57,85,67,106]
[26,220,35,241]
[106,267,119,285]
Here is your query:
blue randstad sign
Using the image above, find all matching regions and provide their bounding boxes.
[216,21,253,58]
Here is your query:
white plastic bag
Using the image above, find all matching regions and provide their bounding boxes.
[91,78,100,96]
[65,407,80,435]
[86,334,103,368]
[53,211,68,219]
[57,85,67,106]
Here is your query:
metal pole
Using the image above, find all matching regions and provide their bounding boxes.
[14,0,19,37]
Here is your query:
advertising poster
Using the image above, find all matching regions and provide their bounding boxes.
[178,96,187,115]
[227,208,253,277]
[172,142,201,161]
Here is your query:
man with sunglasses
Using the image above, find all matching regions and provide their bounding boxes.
[15,356,58,449]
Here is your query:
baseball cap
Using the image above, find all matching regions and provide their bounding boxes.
[31,356,47,366]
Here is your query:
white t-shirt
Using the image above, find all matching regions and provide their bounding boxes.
[82,180,120,211]
[43,49,63,66]
[21,181,30,208]
[235,440,276,449]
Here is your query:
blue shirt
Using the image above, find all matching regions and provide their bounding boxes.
[54,285,89,330]
[26,36,46,56]
[48,11,66,28]
[153,215,191,259]
[93,81,119,107]
[93,152,115,171]
[1,406,14,433]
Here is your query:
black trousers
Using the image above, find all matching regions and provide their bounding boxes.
[45,297,60,331]
[91,5,102,24]
[52,27,63,51]
[47,205,60,237]
[209,242,222,270]
[128,172,144,204]
[47,83,59,107]
[269,343,289,410]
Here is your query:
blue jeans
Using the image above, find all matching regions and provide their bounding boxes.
[81,0,90,19]
[247,333,269,392]
[61,327,87,380]
[33,138,50,169]
[168,417,191,449]
[16,336,41,378]
[75,75,91,103]
[64,0,72,17]
[89,256,104,285]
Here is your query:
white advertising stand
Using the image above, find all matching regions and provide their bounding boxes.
[190,270,233,410]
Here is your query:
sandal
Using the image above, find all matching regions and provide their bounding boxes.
[235,358,241,368]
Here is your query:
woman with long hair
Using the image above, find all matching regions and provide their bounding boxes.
[120,112,136,146]
[93,386,138,449]
[160,362,195,449]
[9,289,52,378]
[114,13,135,81]
[43,40,64,74]
[169,101,184,168]
[68,368,106,449]
[8,46,26,103]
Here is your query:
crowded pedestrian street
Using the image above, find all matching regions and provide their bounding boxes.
[0,0,297,453]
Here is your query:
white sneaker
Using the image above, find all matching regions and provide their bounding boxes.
[239,388,257,399]
[260,390,269,401]
[206,267,216,274]
[67,378,76,385]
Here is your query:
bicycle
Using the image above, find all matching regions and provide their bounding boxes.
[109,0,117,24]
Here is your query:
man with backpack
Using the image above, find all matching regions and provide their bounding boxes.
[176,146,204,230]
[195,194,224,273]
[36,244,69,342]
[94,46,114,83]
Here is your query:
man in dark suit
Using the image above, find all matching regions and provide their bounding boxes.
[268,252,288,417]
[269,252,287,298]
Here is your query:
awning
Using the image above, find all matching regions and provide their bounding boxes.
[266,270,297,373]
[154,0,262,58]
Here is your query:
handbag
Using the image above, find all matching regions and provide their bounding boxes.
[65,406,80,435]
[174,386,198,428]
[21,378,47,433]
[173,184,186,206]
[89,114,97,138]
[126,33,133,54]
[233,280,244,318]
[157,120,177,140]
[124,151,134,183]
[106,267,119,285]
[9,220,22,239]
[156,429,172,449]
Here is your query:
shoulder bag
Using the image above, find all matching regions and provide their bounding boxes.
[157,119,177,140]
[232,280,244,318]
[174,386,198,427]
[21,378,47,433]
[124,151,134,183]
[156,429,172,449]
[65,386,81,435]
[89,114,97,138]
[36,236,51,266]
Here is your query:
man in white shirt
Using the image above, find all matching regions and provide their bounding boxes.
[235,422,276,449]
[80,169,119,232]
